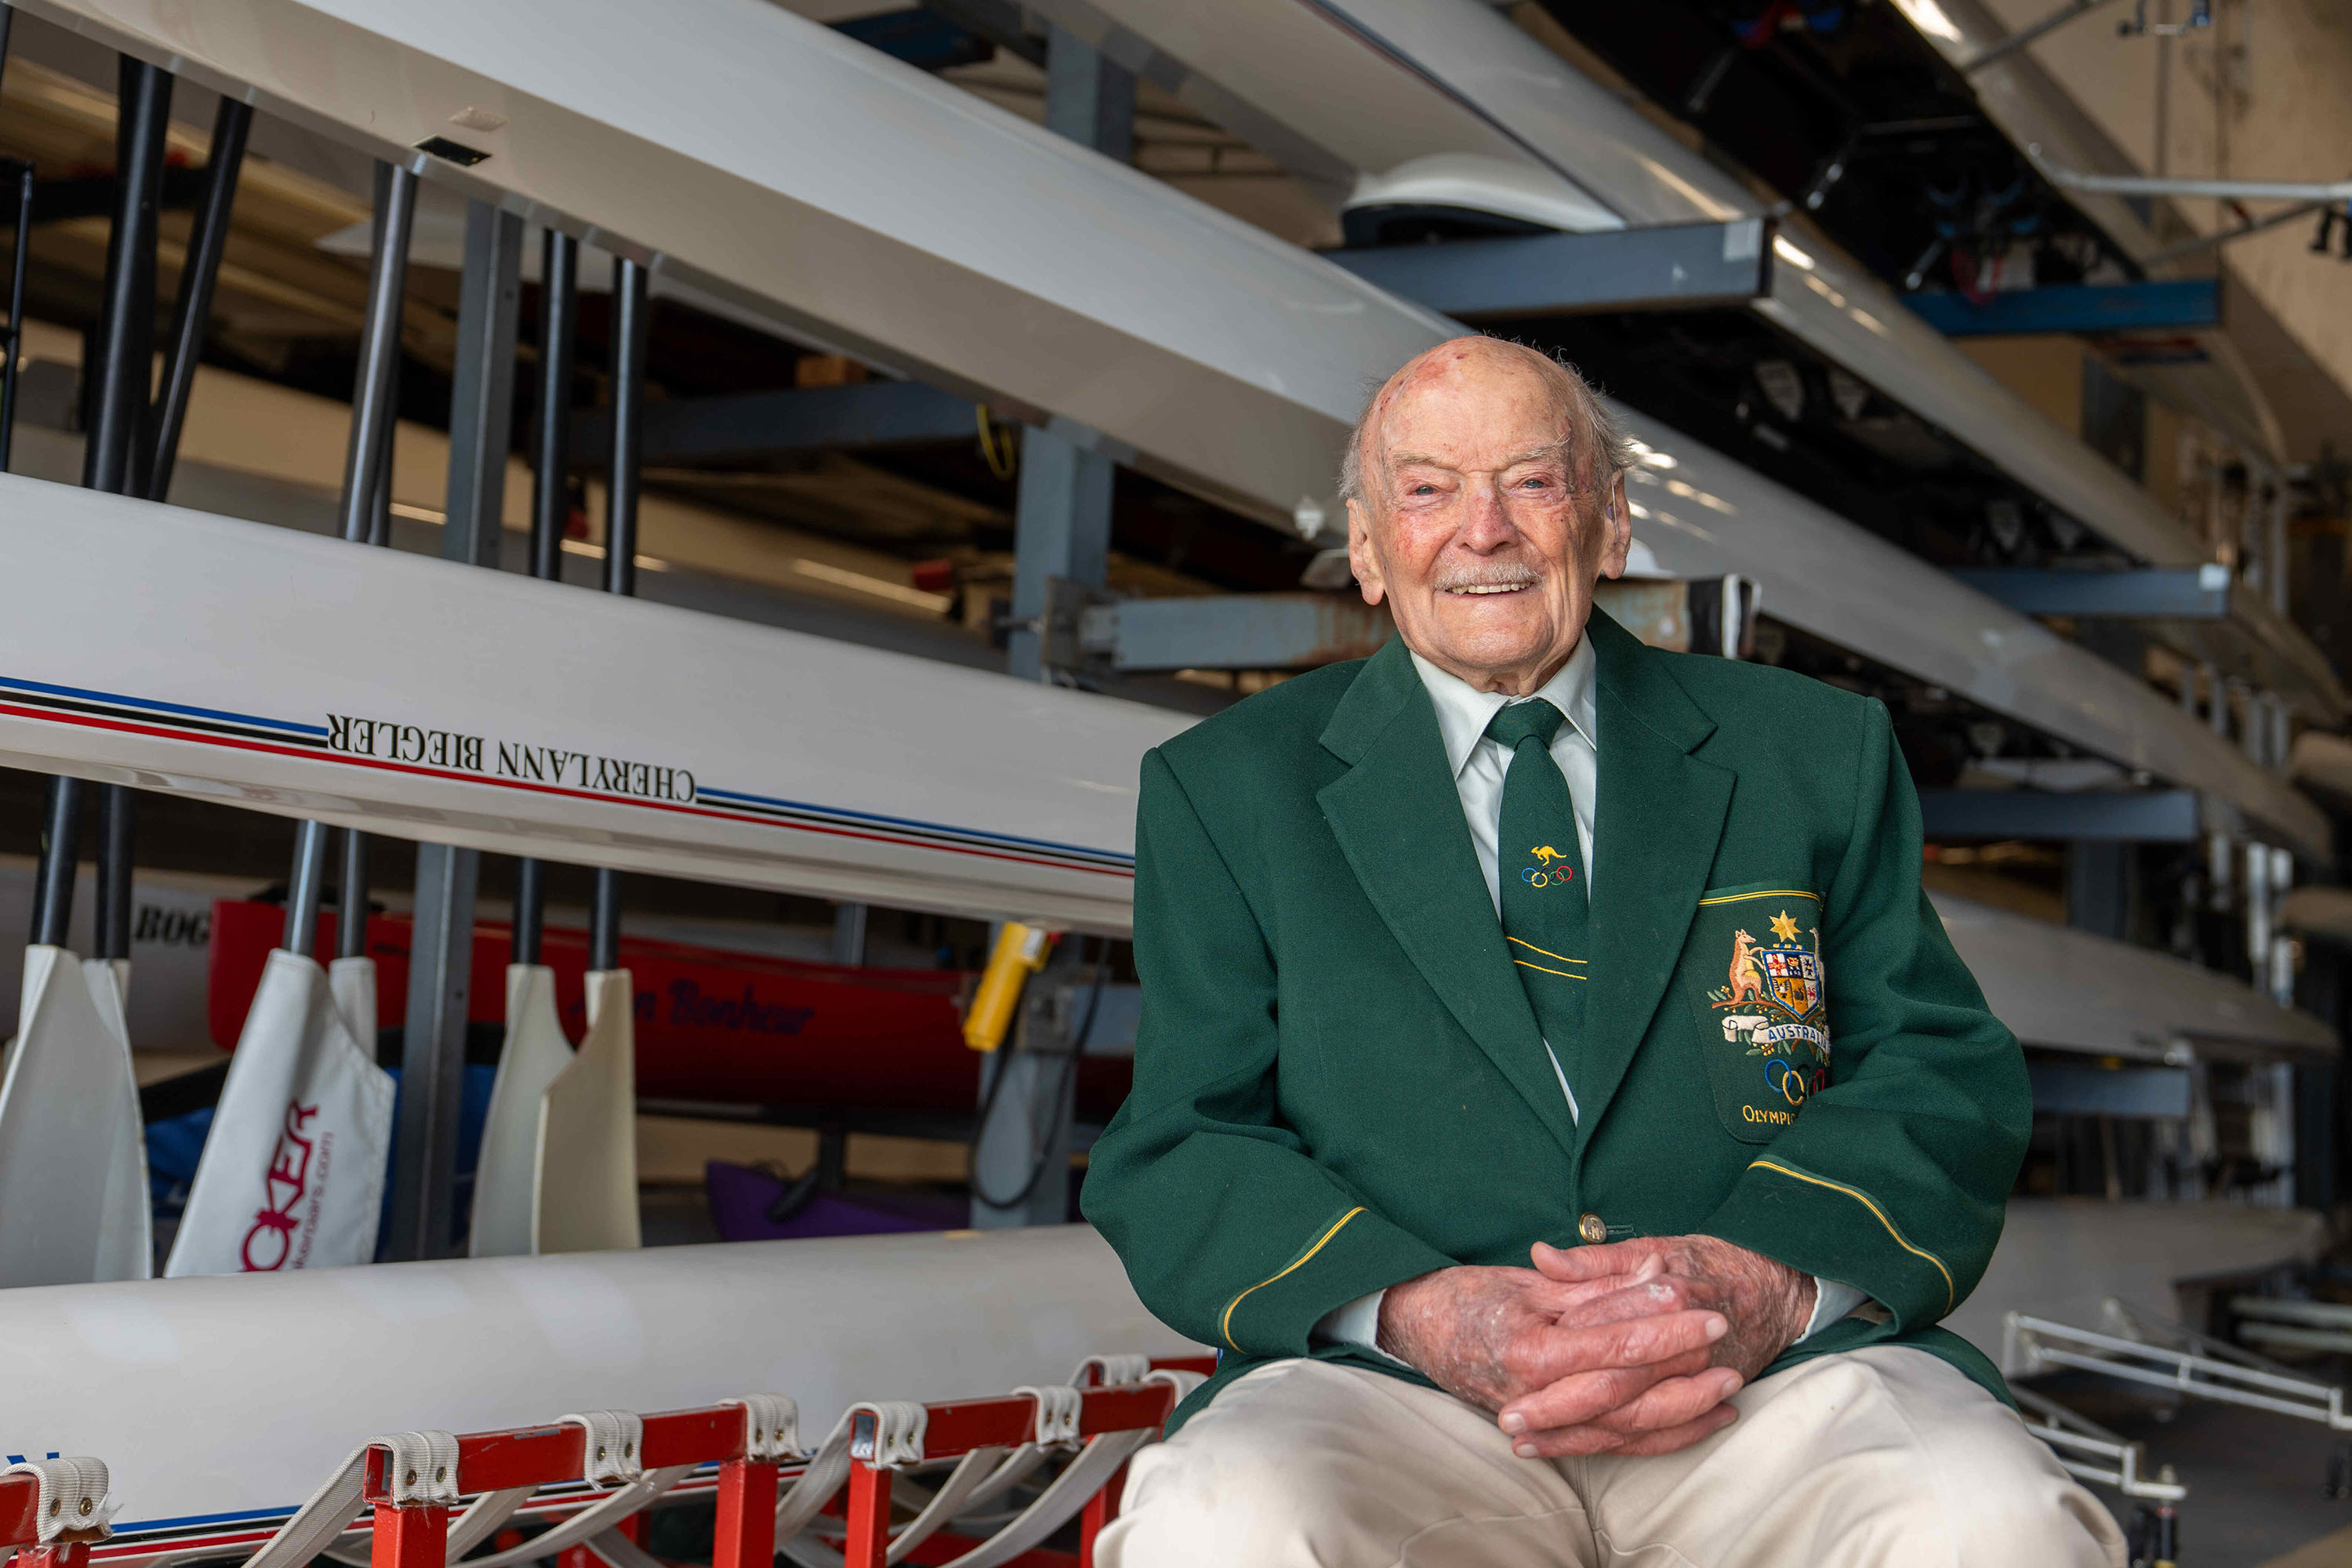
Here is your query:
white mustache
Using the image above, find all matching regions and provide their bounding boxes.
[1433,564,1541,593]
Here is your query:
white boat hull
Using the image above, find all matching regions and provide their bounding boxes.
[1,1225,1196,1565]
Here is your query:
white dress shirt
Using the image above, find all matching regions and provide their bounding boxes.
[1310,636,1862,1357]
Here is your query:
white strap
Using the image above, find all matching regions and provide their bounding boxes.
[583,1527,666,1568]
[1146,1367,1207,1401]
[3,1459,115,1542]
[884,1447,1006,1566]
[561,1411,645,1485]
[936,1367,1193,1565]
[442,1487,534,1560]
[775,1410,858,1543]
[773,1401,928,1555]
[238,1448,371,1568]
[239,1432,453,1568]
[460,1467,691,1568]
[851,1402,927,1472]
[1010,1386,1082,1450]
[934,1431,1153,1568]
[946,1446,1049,1519]
[720,1395,803,1462]
[1069,1353,1152,1387]
[376,1432,462,1508]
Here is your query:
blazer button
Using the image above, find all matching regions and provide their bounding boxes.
[1577,1213,1606,1244]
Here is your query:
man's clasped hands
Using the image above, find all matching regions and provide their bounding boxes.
[1376,1236,1817,1458]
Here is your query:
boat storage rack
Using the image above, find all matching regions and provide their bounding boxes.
[2007,1302,2352,1432]
[10,1355,1214,1568]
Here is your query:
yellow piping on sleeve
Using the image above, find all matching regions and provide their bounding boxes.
[1697,888,1823,907]
[1747,1160,1955,1313]
[1219,1207,1367,1351]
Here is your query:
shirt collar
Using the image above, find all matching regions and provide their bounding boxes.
[1408,633,1599,781]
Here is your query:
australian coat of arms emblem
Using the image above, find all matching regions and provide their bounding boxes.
[1706,907,1831,1120]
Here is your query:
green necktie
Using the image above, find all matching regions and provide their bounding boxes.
[1486,699,1588,1098]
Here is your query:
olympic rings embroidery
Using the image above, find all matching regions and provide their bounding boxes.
[1519,865,1574,888]
[1766,1058,1825,1105]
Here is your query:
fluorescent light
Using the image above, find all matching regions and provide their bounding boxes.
[793,557,951,612]
[559,537,670,572]
[1893,0,1966,44]
[389,503,669,572]
[1773,235,1816,271]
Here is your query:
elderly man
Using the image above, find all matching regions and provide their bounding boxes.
[1081,339,2125,1566]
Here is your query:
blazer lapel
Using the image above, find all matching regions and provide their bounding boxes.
[1316,640,1578,1159]
[1578,612,1733,1143]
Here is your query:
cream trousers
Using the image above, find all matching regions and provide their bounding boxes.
[1098,1348,2125,1568]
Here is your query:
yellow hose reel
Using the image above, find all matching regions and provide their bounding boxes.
[963,921,1056,1052]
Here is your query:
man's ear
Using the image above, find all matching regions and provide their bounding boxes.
[1596,473,1632,580]
[1347,499,1386,606]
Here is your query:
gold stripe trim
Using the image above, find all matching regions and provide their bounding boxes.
[1219,1207,1367,1351]
[1748,1159,1954,1312]
[1697,888,1824,908]
[1514,959,1587,981]
[1508,937,1585,964]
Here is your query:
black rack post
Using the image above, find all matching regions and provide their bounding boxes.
[281,162,415,957]
[512,228,579,970]
[140,94,252,504]
[0,162,34,475]
[386,198,524,1263]
[76,58,170,967]
[586,255,648,975]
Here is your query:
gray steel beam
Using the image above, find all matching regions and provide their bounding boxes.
[1079,579,1751,673]
[2027,1062,2192,1120]
[1327,220,1773,319]
[971,938,1091,1231]
[831,902,868,967]
[1083,592,1390,672]
[969,1044,1077,1228]
[570,380,975,468]
[440,204,524,567]
[1951,565,2234,619]
[992,5,1133,1199]
[1011,426,1116,681]
[2065,840,2134,940]
[1009,22,1133,691]
[1917,789,2200,842]
[1044,16,1134,158]
[387,198,522,1264]
[387,843,480,1260]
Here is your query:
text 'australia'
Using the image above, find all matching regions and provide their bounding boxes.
[325,714,695,804]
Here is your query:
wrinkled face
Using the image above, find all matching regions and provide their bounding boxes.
[1346,343,1631,695]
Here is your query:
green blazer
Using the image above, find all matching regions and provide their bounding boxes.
[1082,609,2030,1429]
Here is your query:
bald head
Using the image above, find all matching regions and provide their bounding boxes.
[1342,337,1635,696]
[1340,339,1633,511]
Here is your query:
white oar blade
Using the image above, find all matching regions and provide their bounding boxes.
[532,968,641,1255]
[165,949,395,1277]
[470,964,575,1258]
[0,946,152,1285]
[81,957,153,1281]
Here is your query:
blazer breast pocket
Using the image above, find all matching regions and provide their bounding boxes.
[1679,883,1831,1144]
